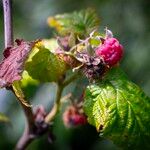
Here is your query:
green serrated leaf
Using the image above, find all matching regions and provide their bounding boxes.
[0,113,10,123]
[47,8,100,36]
[25,45,68,82]
[83,67,150,149]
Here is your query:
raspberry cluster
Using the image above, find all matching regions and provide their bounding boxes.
[55,30,124,81]
[82,37,123,80]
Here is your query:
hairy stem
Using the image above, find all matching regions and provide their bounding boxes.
[2,0,13,47]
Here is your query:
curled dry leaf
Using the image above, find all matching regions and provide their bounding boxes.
[0,39,36,88]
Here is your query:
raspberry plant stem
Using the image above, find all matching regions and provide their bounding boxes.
[45,83,63,123]
[2,1,36,149]
[45,73,79,123]
[2,1,80,148]
[63,73,80,87]
[2,0,35,130]
[2,0,13,47]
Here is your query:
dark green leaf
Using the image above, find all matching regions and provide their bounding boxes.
[83,67,150,149]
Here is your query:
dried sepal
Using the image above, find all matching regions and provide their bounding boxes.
[75,53,108,81]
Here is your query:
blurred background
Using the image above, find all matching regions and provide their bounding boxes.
[0,0,150,149]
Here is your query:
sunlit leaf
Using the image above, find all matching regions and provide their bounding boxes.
[41,39,58,53]
[25,44,68,82]
[83,67,150,149]
[20,71,39,87]
[47,8,100,36]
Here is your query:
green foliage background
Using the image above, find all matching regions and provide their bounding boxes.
[0,0,150,149]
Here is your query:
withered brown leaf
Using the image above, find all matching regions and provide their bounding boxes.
[0,39,35,88]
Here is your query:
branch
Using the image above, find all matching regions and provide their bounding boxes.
[2,1,80,149]
[2,1,36,149]
[8,71,35,148]
[2,0,35,130]
[15,125,35,150]
[18,100,35,130]
[2,0,35,132]
[2,0,13,47]
[14,86,49,150]
[45,73,79,123]
[17,74,79,147]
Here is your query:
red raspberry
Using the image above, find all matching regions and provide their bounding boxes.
[71,113,87,126]
[63,106,87,127]
[95,38,123,67]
